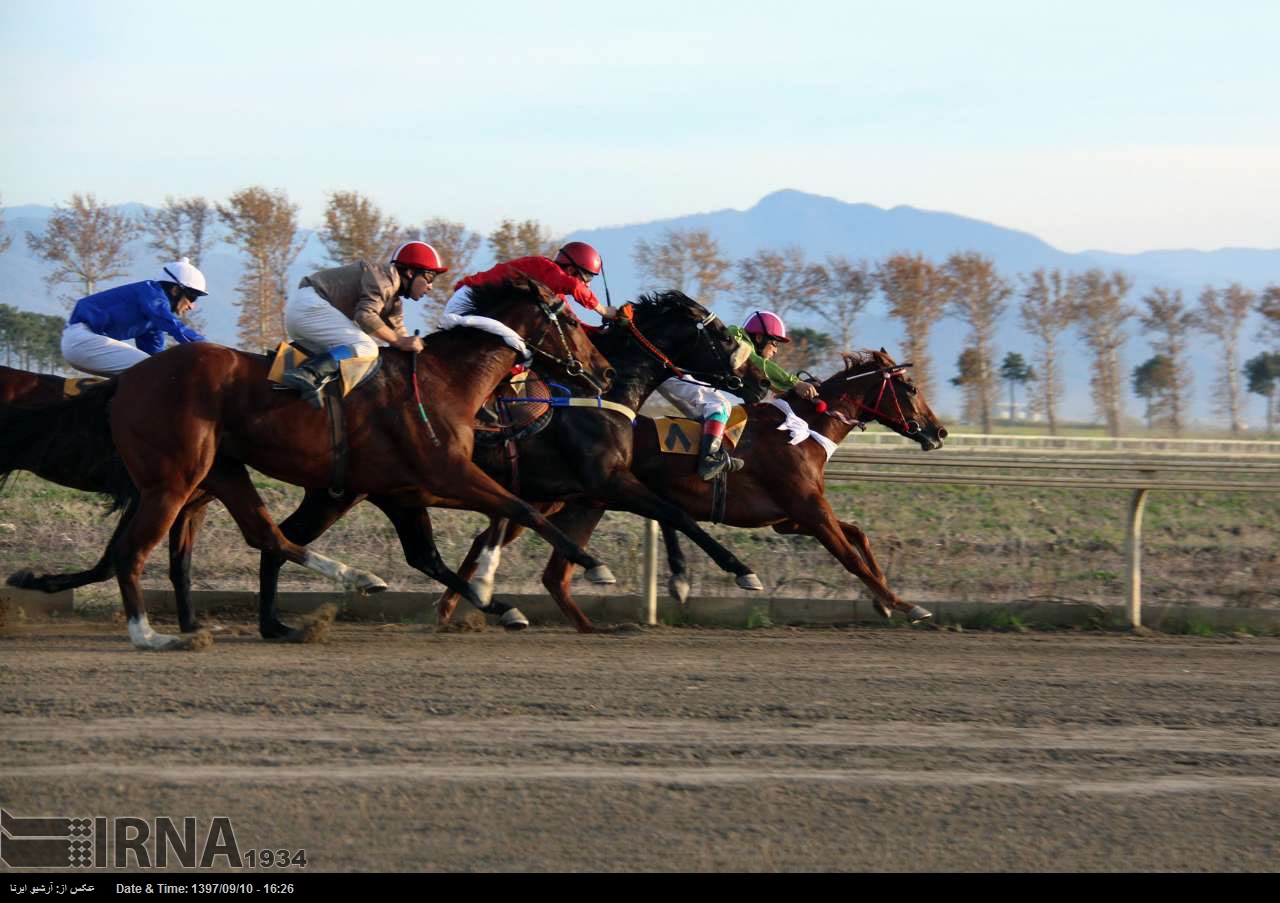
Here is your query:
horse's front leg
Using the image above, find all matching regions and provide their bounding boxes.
[659,522,691,606]
[168,495,212,633]
[536,504,609,633]
[436,511,549,627]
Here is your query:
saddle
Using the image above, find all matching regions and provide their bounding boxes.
[266,342,382,399]
[651,406,749,456]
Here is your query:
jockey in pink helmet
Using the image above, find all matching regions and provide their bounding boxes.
[658,309,818,480]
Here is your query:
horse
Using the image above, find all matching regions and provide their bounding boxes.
[435,349,948,628]
[251,291,773,633]
[0,278,616,650]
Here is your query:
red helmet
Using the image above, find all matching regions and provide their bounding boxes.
[742,310,790,344]
[554,241,602,277]
[391,241,447,273]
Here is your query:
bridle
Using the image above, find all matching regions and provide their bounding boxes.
[828,363,923,436]
[613,302,745,393]
[524,297,609,395]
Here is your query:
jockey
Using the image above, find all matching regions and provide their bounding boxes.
[443,241,620,357]
[657,309,818,480]
[281,241,446,408]
[61,258,209,377]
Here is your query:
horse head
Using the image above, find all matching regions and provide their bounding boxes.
[468,277,616,394]
[818,348,948,450]
[620,291,771,403]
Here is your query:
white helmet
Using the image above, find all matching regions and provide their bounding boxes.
[159,258,208,297]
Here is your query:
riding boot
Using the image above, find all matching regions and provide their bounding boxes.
[282,351,343,409]
[696,432,744,481]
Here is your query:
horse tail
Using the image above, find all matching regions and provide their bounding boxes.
[0,381,136,512]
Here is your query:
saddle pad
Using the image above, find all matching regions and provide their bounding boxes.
[267,342,381,398]
[62,376,106,398]
[652,405,748,456]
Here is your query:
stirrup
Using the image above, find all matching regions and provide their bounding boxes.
[697,450,734,481]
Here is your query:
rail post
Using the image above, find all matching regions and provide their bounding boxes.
[1125,488,1150,628]
[643,519,659,626]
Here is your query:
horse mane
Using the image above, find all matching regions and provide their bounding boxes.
[464,276,556,316]
[631,290,707,317]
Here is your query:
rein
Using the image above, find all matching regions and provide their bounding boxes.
[524,297,608,395]
[832,365,921,436]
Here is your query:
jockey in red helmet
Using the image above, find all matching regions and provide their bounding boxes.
[443,241,619,354]
[281,241,447,407]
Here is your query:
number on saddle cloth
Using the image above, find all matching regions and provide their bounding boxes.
[655,406,750,456]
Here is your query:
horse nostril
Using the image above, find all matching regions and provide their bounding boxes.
[937,427,949,439]
[907,420,921,434]
[603,368,617,383]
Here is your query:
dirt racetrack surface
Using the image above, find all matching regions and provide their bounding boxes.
[2,621,1279,872]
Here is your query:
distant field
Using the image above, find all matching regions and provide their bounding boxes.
[1,450,1275,615]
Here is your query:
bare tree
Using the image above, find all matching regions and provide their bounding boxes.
[318,191,401,266]
[822,256,875,353]
[942,252,1010,434]
[1194,283,1255,434]
[1260,285,1280,347]
[411,218,483,327]
[488,219,560,260]
[144,196,213,266]
[632,228,734,306]
[1018,268,1076,435]
[733,247,829,323]
[1070,269,1134,437]
[1138,287,1196,436]
[875,253,949,399]
[0,194,12,255]
[25,193,140,306]
[217,187,304,351]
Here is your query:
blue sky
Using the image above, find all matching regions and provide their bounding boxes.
[2,0,1277,252]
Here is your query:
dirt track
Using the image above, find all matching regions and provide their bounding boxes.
[2,621,1278,872]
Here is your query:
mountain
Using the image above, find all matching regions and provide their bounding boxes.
[3,191,1278,425]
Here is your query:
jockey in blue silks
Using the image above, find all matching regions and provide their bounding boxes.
[62,257,209,376]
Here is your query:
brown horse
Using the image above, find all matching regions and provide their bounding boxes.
[0,279,615,649]
[435,349,947,627]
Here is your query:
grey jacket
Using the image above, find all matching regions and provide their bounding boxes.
[299,261,406,336]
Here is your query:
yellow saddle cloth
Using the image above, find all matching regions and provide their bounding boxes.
[652,405,748,456]
[267,343,380,398]
[61,377,106,398]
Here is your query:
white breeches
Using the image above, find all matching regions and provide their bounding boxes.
[442,288,529,359]
[61,322,151,376]
[657,377,731,421]
[284,286,379,358]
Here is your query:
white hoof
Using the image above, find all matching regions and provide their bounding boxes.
[668,575,690,606]
[907,605,933,623]
[354,571,388,594]
[128,616,183,651]
[585,565,617,585]
[736,573,765,592]
[500,609,530,631]
[471,577,494,606]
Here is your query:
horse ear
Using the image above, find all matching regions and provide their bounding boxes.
[880,346,887,354]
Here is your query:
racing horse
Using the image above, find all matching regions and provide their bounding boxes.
[252,291,772,633]
[435,349,947,627]
[0,278,615,649]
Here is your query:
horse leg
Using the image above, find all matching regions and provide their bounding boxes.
[536,504,608,633]
[168,495,212,633]
[592,471,763,591]
[837,520,890,584]
[197,459,388,594]
[436,515,537,627]
[772,504,931,623]
[6,495,135,594]
[659,522,691,606]
[364,496,531,629]
[257,489,365,641]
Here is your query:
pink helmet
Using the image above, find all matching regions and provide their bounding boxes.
[554,241,602,277]
[742,310,789,344]
[391,241,447,273]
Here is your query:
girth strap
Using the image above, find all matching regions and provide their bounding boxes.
[323,384,348,499]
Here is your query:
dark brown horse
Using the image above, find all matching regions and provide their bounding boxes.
[0,279,615,649]
[435,349,947,627]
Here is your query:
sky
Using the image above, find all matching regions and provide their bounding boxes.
[2,0,1278,253]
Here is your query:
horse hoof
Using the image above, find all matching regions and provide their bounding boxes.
[354,572,388,594]
[500,609,530,631]
[260,620,296,641]
[6,570,34,588]
[873,600,893,620]
[907,605,933,624]
[585,565,617,585]
[471,577,495,606]
[668,575,690,606]
[736,573,764,592]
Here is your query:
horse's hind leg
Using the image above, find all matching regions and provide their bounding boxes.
[7,496,135,594]
[168,495,212,633]
[537,504,608,633]
[113,488,204,651]
[660,522,691,606]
